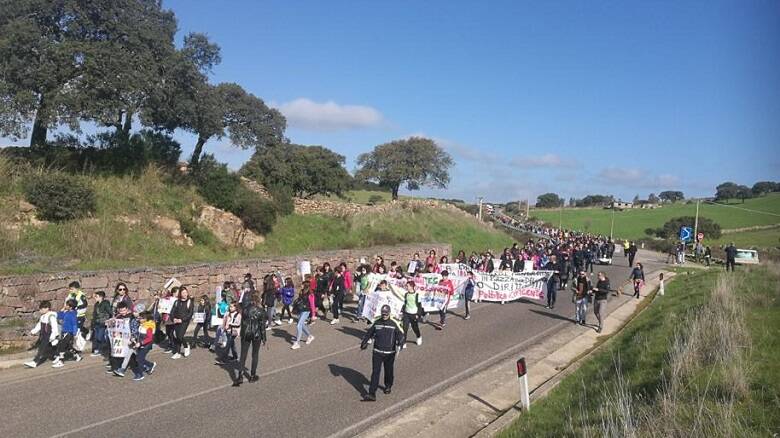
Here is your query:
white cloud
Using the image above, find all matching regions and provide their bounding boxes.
[511,153,578,169]
[273,98,384,131]
[596,167,681,189]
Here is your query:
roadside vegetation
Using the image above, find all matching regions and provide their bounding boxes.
[499,266,780,437]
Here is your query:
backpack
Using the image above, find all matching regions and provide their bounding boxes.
[243,305,267,343]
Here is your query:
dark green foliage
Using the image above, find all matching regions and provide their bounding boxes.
[659,190,684,202]
[355,137,453,200]
[574,194,614,207]
[536,193,563,208]
[241,143,350,199]
[266,183,295,216]
[236,197,278,235]
[751,181,779,196]
[191,155,243,212]
[716,182,752,203]
[24,174,97,221]
[648,216,722,239]
[367,194,384,206]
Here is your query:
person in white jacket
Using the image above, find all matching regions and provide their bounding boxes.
[25,301,60,368]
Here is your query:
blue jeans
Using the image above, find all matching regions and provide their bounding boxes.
[92,325,107,353]
[575,298,588,323]
[136,344,153,375]
[296,311,311,342]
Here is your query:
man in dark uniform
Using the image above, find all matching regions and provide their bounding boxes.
[725,242,737,272]
[360,305,404,401]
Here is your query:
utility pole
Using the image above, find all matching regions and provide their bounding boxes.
[693,199,700,243]
[478,197,483,222]
[610,207,615,240]
[558,202,563,230]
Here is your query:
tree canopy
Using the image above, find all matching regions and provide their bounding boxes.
[355,137,453,200]
[536,193,563,208]
[241,143,351,199]
[659,191,684,202]
[751,181,779,196]
[646,216,722,240]
[716,182,752,203]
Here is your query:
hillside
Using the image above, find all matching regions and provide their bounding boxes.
[0,164,513,274]
[530,194,780,246]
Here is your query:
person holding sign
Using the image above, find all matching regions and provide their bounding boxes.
[401,280,423,348]
[192,295,212,348]
[360,305,404,401]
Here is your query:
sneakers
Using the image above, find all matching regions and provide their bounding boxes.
[162,349,172,354]
[133,375,145,381]
[90,352,102,357]
[265,326,272,331]
[75,354,82,362]
[367,338,373,344]
[171,353,182,360]
[24,361,37,368]
[113,368,126,377]
[361,393,377,402]
[383,387,392,394]
[402,344,407,349]
[249,375,259,383]
[105,364,112,369]
[274,320,282,326]
[416,337,422,346]
[291,342,301,350]
[330,318,340,325]
[183,346,191,357]
[52,360,64,368]
[464,315,471,320]
[305,335,315,345]
[147,362,157,375]
[288,319,293,325]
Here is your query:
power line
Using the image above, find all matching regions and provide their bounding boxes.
[701,200,780,218]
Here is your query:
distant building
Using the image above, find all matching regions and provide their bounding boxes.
[610,201,634,210]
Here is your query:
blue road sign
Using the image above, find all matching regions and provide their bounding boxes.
[679,226,693,242]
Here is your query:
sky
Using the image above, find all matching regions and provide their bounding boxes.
[4,0,780,203]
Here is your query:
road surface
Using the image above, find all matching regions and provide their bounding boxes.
[0,252,664,438]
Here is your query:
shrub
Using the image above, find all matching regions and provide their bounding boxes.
[237,197,278,235]
[367,194,384,206]
[266,183,295,216]
[24,174,97,221]
[192,155,243,212]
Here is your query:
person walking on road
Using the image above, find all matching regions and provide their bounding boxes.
[463,271,475,320]
[170,287,194,359]
[627,242,638,267]
[360,305,404,401]
[291,285,315,350]
[725,242,737,272]
[573,271,591,325]
[437,271,455,328]
[630,262,645,299]
[544,255,560,310]
[233,293,267,387]
[401,280,423,348]
[591,272,610,333]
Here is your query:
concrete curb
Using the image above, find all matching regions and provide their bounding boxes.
[471,270,672,438]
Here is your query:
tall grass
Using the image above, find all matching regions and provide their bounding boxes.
[500,267,779,438]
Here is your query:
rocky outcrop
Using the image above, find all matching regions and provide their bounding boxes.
[0,199,49,237]
[196,205,264,250]
[152,216,194,247]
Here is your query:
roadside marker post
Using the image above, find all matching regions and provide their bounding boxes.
[516,357,530,411]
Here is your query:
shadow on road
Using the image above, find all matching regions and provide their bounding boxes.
[328,363,370,396]
[337,326,367,340]
[529,308,575,323]
[271,328,295,343]
[467,393,502,413]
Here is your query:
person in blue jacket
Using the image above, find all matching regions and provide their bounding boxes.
[53,299,82,367]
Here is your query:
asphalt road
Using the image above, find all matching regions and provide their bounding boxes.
[1,253,664,438]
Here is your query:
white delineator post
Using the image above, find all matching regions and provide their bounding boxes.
[517,357,530,411]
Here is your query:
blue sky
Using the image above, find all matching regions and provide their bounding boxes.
[5,1,780,203]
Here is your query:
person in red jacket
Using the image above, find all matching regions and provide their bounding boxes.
[437,271,455,328]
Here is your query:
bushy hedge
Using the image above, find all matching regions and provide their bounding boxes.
[193,155,279,235]
[24,174,97,221]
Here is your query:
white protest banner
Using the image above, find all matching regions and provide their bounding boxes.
[211,315,223,327]
[106,318,131,358]
[193,312,205,324]
[360,289,404,320]
[299,261,311,278]
[440,263,552,303]
[360,273,463,319]
[158,297,175,314]
[405,274,462,312]
[163,277,181,291]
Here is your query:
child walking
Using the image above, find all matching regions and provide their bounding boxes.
[25,301,60,368]
[53,299,82,367]
[280,278,295,324]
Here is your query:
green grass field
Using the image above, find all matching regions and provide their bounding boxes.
[530,194,780,245]
[499,266,780,437]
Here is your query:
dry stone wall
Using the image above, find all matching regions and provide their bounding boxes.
[0,242,449,326]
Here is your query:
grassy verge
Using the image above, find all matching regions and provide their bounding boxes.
[498,266,780,437]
